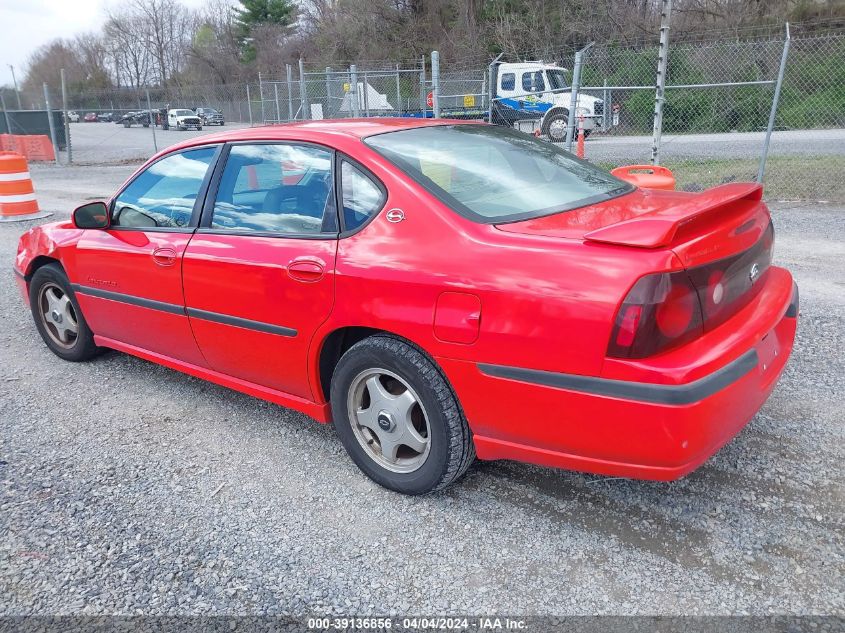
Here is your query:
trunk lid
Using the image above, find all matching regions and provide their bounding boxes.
[495,182,770,267]
[497,182,775,338]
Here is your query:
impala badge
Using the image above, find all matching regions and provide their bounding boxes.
[749,262,760,284]
[386,208,405,223]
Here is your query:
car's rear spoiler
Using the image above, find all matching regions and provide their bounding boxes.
[583,182,763,249]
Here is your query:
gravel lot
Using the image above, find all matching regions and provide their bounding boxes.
[0,164,843,618]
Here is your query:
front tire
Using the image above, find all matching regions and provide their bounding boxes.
[331,335,475,495]
[28,264,100,362]
[543,111,569,142]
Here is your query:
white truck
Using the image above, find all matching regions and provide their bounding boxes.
[167,109,203,131]
[490,61,605,142]
[430,61,607,142]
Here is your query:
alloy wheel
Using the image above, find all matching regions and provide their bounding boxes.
[38,283,79,349]
[346,368,431,473]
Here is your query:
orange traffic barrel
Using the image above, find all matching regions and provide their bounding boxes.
[0,152,51,222]
[611,164,676,191]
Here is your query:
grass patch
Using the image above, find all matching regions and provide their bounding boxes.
[598,156,845,201]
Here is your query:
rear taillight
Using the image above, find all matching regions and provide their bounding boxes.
[608,271,703,358]
[688,221,774,331]
[608,221,774,359]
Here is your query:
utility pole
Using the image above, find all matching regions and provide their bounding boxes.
[61,69,71,164]
[146,89,158,153]
[565,42,593,153]
[651,0,673,165]
[8,64,22,109]
[1,93,11,133]
[758,23,791,183]
[43,83,60,166]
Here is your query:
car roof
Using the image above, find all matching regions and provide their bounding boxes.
[159,118,484,157]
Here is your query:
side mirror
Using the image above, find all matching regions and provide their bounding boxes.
[72,201,110,229]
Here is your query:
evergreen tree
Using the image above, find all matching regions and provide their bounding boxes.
[234,0,296,62]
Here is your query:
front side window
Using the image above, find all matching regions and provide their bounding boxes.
[365,125,632,224]
[341,161,385,231]
[500,73,515,91]
[522,71,545,93]
[210,144,335,235]
[112,146,217,228]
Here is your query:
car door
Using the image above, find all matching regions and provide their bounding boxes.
[72,145,220,367]
[181,142,338,400]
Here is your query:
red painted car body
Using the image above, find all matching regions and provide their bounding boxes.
[14,119,798,481]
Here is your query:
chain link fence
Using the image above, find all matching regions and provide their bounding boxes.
[254,59,430,124]
[12,29,845,201]
[565,37,791,193]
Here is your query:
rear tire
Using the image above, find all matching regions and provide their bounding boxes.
[330,335,475,495]
[28,264,101,362]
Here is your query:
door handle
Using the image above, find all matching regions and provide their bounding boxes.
[152,247,177,267]
[288,258,325,282]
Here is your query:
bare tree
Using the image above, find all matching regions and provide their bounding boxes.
[17,0,841,97]
[104,12,152,89]
[188,0,245,84]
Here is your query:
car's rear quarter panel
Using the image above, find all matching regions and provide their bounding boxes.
[319,146,686,421]
[322,150,640,371]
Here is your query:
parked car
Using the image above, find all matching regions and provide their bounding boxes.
[167,108,202,131]
[116,111,136,125]
[116,111,151,128]
[13,119,798,495]
[97,112,115,122]
[83,112,98,122]
[194,107,224,126]
[67,111,80,123]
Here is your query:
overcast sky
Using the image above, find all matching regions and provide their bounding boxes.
[0,0,212,87]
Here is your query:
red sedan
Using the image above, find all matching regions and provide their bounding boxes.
[14,119,798,494]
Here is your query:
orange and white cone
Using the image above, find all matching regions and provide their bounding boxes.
[0,152,52,222]
[577,116,586,159]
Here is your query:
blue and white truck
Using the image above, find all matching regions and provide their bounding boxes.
[489,61,605,141]
[429,61,607,142]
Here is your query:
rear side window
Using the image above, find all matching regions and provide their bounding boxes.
[112,146,217,228]
[365,125,631,224]
[210,144,335,235]
[340,161,384,232]
[500,73,515,91]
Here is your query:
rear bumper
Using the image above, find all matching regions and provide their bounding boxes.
[440,269,798,480]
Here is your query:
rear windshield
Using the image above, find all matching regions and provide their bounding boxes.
[364,124,632,223]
